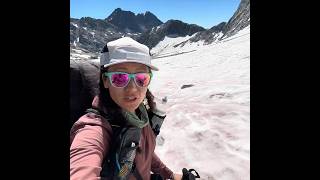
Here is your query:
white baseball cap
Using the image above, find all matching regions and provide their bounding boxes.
[100,37,159,71]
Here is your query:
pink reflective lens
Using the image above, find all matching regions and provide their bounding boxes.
[111,73,129,87]
[134,73,151,87]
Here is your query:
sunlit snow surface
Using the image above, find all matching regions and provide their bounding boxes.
[149,26,250,180]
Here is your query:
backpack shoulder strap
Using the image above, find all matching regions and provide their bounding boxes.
[148,108,166,136]
[86,107,144,179]
[86,108,110,121]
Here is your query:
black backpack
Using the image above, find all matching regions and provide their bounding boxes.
[85,105,166,180]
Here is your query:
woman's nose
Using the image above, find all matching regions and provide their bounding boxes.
[125,78,138,92]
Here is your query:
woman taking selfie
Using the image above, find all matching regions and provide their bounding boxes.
[70,37,182,180]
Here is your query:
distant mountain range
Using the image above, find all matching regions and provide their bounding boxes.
[70,0,250,54]
[138,20,205,49]
[174,0,250,47]
[222,0,250,38]
[106,8,163,33]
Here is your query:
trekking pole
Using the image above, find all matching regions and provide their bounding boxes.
[182,168,200,180]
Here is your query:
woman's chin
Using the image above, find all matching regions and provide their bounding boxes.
[121,103,139,113]
[119,98,144,112]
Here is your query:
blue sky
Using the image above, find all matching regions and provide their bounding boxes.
[70,0,240,29]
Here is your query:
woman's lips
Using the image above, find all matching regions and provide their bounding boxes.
[123,96,138,103]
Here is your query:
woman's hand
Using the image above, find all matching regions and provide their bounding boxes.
[173,173,183,180]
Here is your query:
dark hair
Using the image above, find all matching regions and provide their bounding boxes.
[97,66,156,123]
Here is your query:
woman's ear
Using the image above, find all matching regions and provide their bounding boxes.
[102,75,109,89]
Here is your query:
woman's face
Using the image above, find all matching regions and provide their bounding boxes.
[103,62,150,113]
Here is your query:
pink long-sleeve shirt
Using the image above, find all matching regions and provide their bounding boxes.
[70,98,173,180]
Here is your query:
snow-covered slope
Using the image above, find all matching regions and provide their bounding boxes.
[70,48,98,61]
[150,30,224,60]
[150,35,195,57]
[149,26,250,180]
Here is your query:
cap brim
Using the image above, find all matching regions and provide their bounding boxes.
[103,59,159,71]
